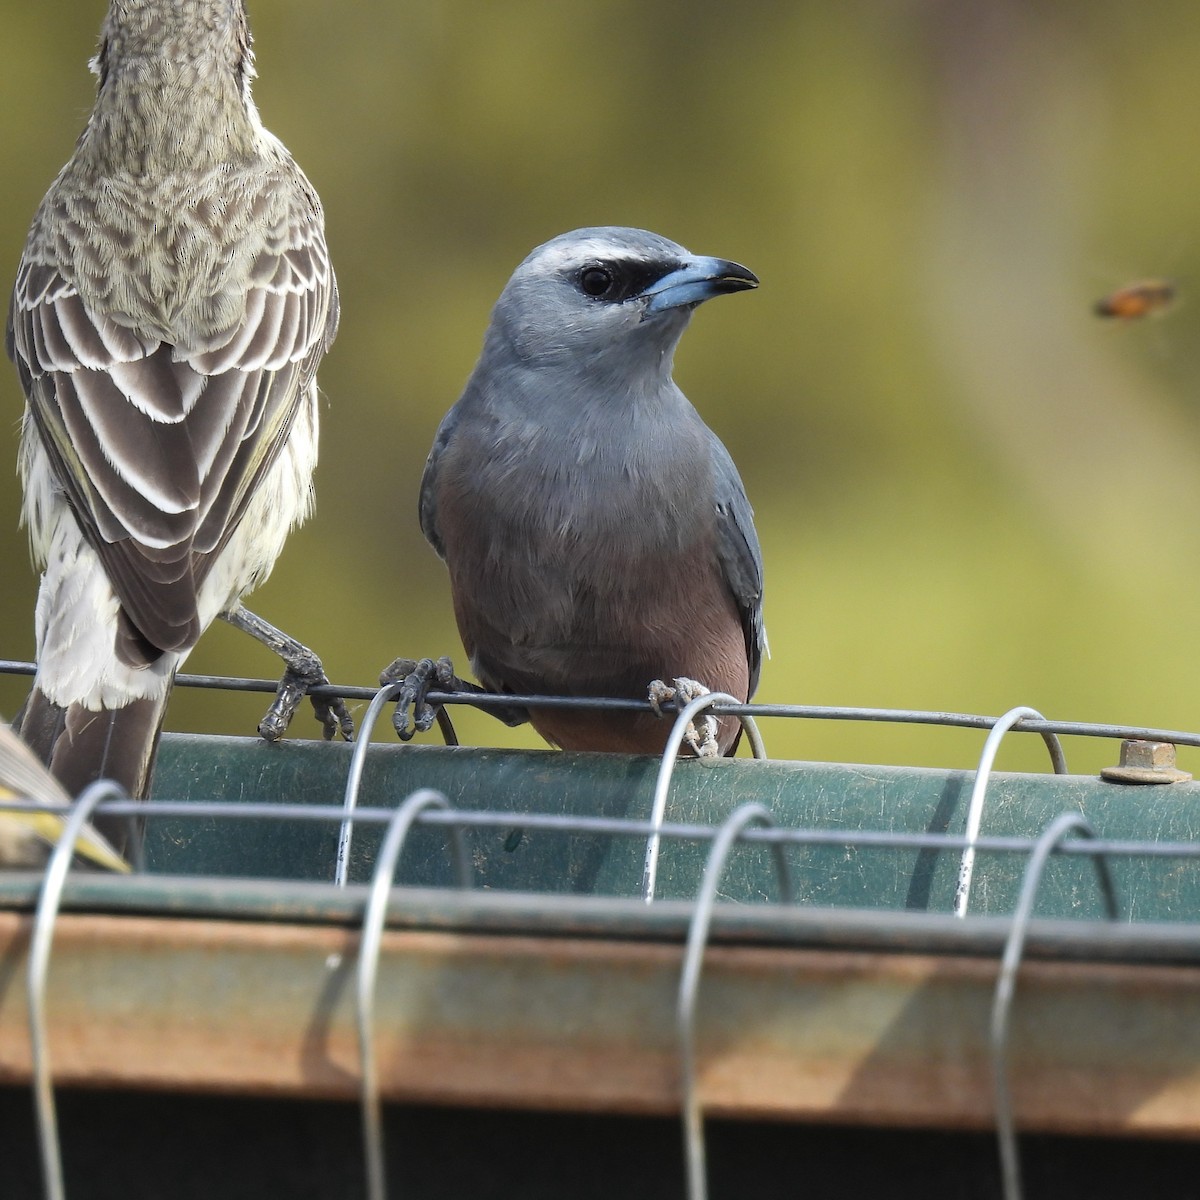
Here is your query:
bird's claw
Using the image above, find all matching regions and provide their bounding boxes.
[648,677,720,759]
[220,606,353,743]
[259,645,354,743]
[381,655,457,741]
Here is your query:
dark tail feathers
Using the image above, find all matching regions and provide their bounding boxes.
[18,687,171,856]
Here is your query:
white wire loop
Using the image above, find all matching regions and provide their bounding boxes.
[954,706,1068,918]
[677,802,792,1200]
[356,789,472,1200]
[336,680,406,887]
[642,692,768,903]
[740,715,767,759]
[990,811,1118,1200]
[28,779,128,1200]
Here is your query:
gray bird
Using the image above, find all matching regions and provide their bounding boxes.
[6,0,347,843]
[386,226,763,757]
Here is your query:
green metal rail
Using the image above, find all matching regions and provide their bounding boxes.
[120,733,1200,922]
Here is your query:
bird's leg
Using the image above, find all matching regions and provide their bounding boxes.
[647,677,721,759]
[381,655,528,741]
[221,605,354,743]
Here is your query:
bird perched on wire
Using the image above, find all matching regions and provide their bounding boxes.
[385,227,764,758]
[6,0,348,847]
[0,722,129,872]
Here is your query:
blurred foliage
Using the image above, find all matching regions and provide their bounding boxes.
[3,0,1200,778]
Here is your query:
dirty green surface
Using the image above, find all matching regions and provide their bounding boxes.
[138,734,1200,922]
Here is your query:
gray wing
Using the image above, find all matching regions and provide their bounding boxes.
[707,430,766,697]
[6,182,337,662]
[417,400,470,560]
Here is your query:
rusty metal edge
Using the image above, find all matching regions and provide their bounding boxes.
[2,909,1200,1137]
[2,875,1200,965]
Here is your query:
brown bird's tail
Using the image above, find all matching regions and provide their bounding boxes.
[17,686,172,856]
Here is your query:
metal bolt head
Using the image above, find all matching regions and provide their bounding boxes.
[1122,741,1177,770]
[1101,739,1193,785]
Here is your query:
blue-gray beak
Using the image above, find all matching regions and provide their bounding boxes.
[642,256,759,315]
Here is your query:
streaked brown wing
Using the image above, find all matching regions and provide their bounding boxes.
[6,193,337,662]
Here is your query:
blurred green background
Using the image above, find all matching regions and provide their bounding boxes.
[2,0,1199,777]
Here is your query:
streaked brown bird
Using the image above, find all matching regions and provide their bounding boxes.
[6,0,346,849]
[385,227,764,758]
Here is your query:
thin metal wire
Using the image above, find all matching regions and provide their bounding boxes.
[434,707,459,746]
[990,812,1118,1200]
[0,659,380,703]
[643,692,759,904]
[335,680,405,888]
[955,707,1067,918]
[741,715,767,759]
[357,790,471,1200]
[7,657,1200,750]
[677,803,792,1200]
[27,779,127,1200]
[9,794,1200,861]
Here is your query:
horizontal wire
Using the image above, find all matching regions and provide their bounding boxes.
[3,796,1199,861]
[4,658,1199,748]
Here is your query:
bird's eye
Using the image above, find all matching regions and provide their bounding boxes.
[579,266,614,298]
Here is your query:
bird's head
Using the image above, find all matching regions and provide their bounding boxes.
[487,227,758,378]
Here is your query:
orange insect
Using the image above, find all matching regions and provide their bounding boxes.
[1093,279,1177,320]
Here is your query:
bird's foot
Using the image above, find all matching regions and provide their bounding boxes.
[222,606,354,743]
[262,646,355,743]
[380,656,530,740]
[648,677,720,759]
[380,655,462,741]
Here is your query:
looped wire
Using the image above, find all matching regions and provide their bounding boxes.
[741,715,767,760]
[28,779,128,1200]
[677,802,792,1200]
[990,811,1119,1200]
[356,788,471,1200]
[335,680,406,887]
[642,692,764,903]
[955,706,1068,918]
[434,707,459,746]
